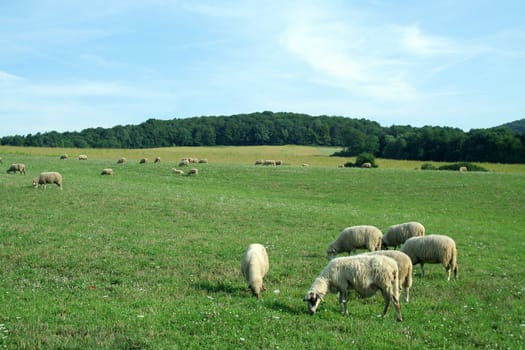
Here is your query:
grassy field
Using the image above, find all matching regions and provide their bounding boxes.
[1,145,524,349]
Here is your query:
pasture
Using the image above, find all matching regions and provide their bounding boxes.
[1,145,524,349]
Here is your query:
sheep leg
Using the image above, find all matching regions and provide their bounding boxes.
[380,289,390,318]
[338,291,349,315]
[391,295,403,322]
[405,287,410,304]
[420,263,425,277]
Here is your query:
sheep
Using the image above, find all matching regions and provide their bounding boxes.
[361,162,372,168]
[302,163,310,167]
[60,154,68,160]
[304,255,402,321]
[198,158,209,164]
[327,225,383,260]
[172,168,184,174]
[275,160,283,165]
[459,166,467,172]
[33,172,62,190]
[401,234,458,281]
[139,158,148,164]
[263,160,276,166]
[154,157,161,163]
[179,159,190,166]
[6,163,26,175]
[254,160,263,165]
[101,168,113,175]
[382,221,426,250]
[366,250,413,303]
[117,157,127,164]
[78,155,88,160]
[187,168,198,176]
[241,243,269,299]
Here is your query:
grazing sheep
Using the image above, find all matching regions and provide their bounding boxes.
[78,155,88,160]
[401,234,458,281]
[154,157,161,163]
[367,250,413,303]
[139,158,148,164]
[172,168,184,174]
[263,160,276,166]
[459,166,467,172]
[60,154,68,160]
[187,168,198,176]
[179,159,190,166]
[382,221,426,249]
[304,255,402,321]
[254,160,263,165]
[117,157,127,164]
[327,225,383,260]
[241,243,269,299]
[198,158,208,164]
[275,160,283,165]
[6,163,26,174]
[361,162,372,168]
[101,168,113,175]
[33,172,62,190]
[302,163,310,167]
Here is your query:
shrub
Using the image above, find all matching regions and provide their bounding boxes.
[421,163,437,170]
[438,162,488,172]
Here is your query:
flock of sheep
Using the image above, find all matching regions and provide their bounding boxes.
[242,221,458,322]
[4,154,206,190]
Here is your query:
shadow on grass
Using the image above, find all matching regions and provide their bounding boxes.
[192,280,246,296]
[265,299,304,315]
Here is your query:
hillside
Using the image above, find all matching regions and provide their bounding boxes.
[498,118,525,134]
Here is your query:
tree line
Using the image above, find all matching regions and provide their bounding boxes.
[1,111,524,163]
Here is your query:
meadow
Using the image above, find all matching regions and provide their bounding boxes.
[1,145,524,349]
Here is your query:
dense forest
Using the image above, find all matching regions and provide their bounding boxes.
[2,112,524,163]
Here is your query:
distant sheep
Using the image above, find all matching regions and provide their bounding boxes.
[101,168,113,175]
[172,168,184,174]
[382,221,426,249]
[33,172,62,190]
[78,155,88,160]
[263,160,276,166]
[187,168,198,176]
[139,158,148,164]
[401,234,458,280]
[304,255,402,321]
[60,154,68,160]
[241,243,269,299]
[361,162,372,168]
[154,157,161,163]
[198,158,209,164]
[117,157,127,164]
[302,163,310,167]
[327,225,383,260]
[179,159,190,166]
[6,163,26,175]
[275,160,283,165]
[459,166,467,172]
[367,250,413,303]
[254,160,263,165]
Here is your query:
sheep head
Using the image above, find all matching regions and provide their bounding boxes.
[304,292,322,315]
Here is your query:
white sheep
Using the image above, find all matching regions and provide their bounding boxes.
[101,168,113,175]
[154,157,161,163]
[241,243,269,298]
[366,250,413,303]
[459,166,467,172]
[254,160,263,165]
[401,234,458,280]
[198,158,209,164]
[361,162,372,168]
[172,168,184,174]
[187,168,198,176]
[327,225,383,260]
[304,255,402,321]
[33,172,63,190]
[78,154,88,160]
[179,159,190,166]
[6,163,26,175]
[263,160,276,166]
[139,158,148,164]
[117,157,127,164]
[382,221,426,249]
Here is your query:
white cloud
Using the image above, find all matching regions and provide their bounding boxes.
[0,71,23,81]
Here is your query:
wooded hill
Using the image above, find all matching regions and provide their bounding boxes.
[2,112,524,163]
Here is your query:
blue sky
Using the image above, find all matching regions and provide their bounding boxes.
[1,0,524,137]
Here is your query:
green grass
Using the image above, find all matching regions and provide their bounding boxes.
[1,146,524,349]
